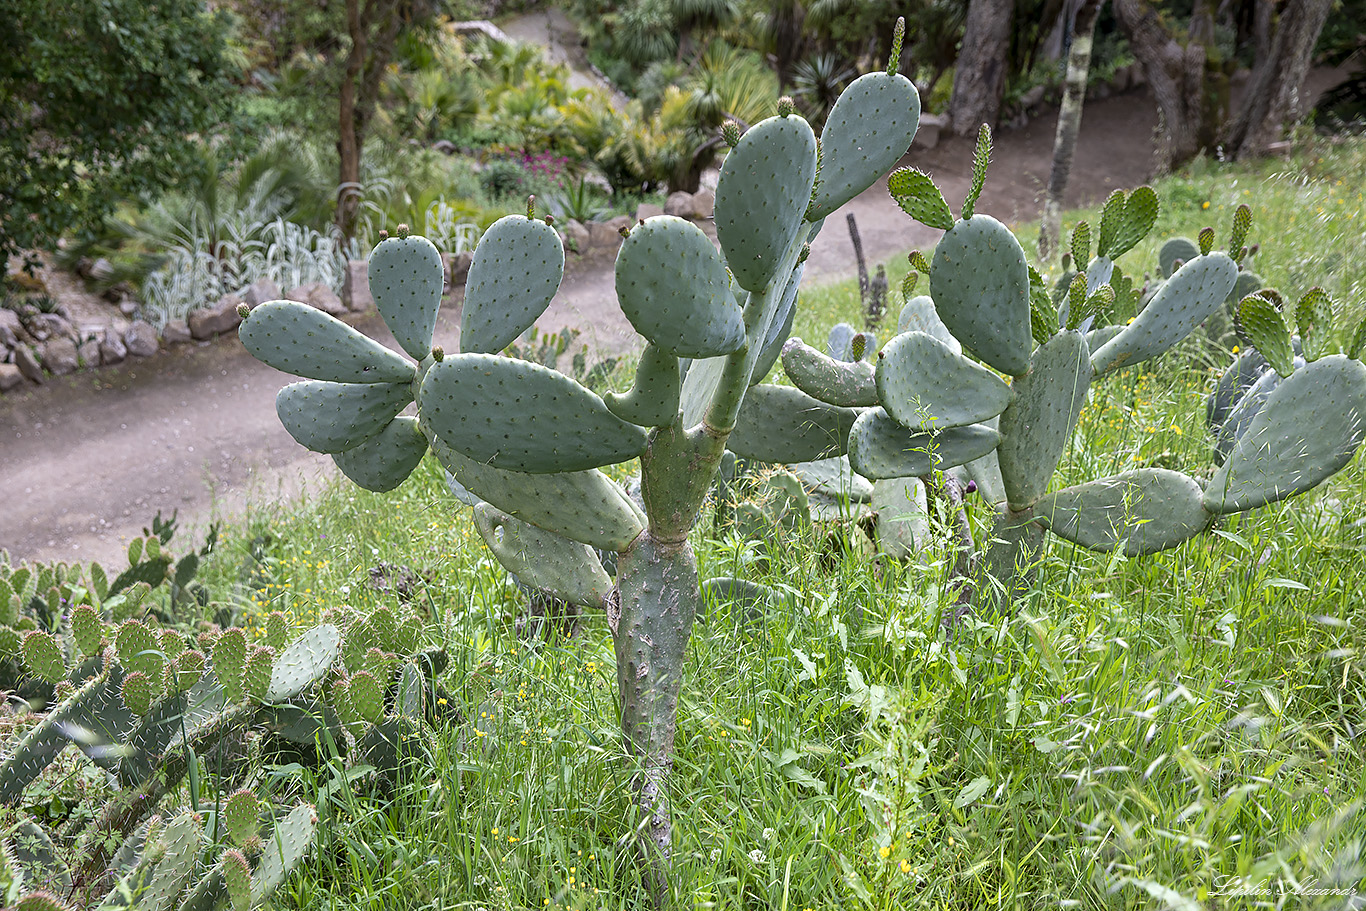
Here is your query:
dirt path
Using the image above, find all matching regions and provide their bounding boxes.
[0,90,1158,568]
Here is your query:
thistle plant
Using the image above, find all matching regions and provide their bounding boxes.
[235,21,922,904]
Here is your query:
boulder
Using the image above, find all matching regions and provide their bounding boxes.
[124,321,159,357]
[343,260,373,311]
[119,299,139,318]
[89,258,115,281]
[690,189,715,219]
[241,278,282,308]
[100,334,127,365]
[189,295,245,339]
[445,251,474,287]
[14,345,43,384]
[162,319,192,344]
[0,363,22,392]
[0,309,22,349]
[913,113,949,150]
[287,282,346,316]
[78,339,102,367]
[562,219,591,253]
[588,215,632,249]
[40,337,79,375]
[664,191,694,217]
[635,203,665,222]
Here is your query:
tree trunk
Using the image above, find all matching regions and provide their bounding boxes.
[1219,0,1333,158]
[337,0,367,241]
[949,0,1016,134]
[1039,0,1103,261]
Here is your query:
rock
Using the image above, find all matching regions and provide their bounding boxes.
[119,299,140,318]
[78,339,102,367]
[15,345,43,384]
[241,278,282,308]
[588,215,632,249]
[124,321,159,358]
[343,260,373,311]
[664,191,694,217]
[189,295,244,339]
[445,252,474,287]
[690,189,715,219]
[913,113,949,150]
[562,219,590,253]
[40,338,79,375]
[162,319,192,344]
[286,282,346,316]
[104,282,135,304]
[100,334,127,364]
[89,258,115,282]
[0,309,22,349]
[635,203,665,222]
[0,363,22,392]
[1020,85,1046,110]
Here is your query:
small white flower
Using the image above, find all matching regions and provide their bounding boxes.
[748,849,767,865]
[762,827,775,841]
[709,848,721,862]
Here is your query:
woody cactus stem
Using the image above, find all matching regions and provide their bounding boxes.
[235,27,922,908]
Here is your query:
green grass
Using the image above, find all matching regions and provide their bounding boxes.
[189,136,1366,910]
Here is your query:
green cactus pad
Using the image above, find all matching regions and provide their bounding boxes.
[265,612,289,650]
[1213,368,1282,466]
[239,300,415,384]
[1205,354,1366,514]
[849,408,1000,479]
[369,233,444,359]
[131,810,201,911]
[715,114,818,292]
[213,628,248,703]
[1090,253,1237,376]
[1294,287,1334,362]
[1036,468,1211,555]
[1207,349,1268,431]
[433,438,644,551]
[243,646,274,702]
[872,477,929,558]
[460,215,565,354]
[789,456,873,502]
[474,505,614,608]
[604,344,682,427]
[121,671,154,716]
[725,384,859,462]
[888,168,953,230]
[1229,269,1263,306]
[332,416,428,492]
[221,848,253,911]
[1095,189,1126,258]
[827,322,857,361]
[876,331,1013,430]
[21,630,64,683]
[808,72,920,221]
[1106,186,1159,259]
[14,893,70,911]
[223,788,260,846]
[276,380,412,454]
[997,330,1093,510]
[749,264,802,386]
[1158,236,1199,278]
[171,649,207,695]
[70,604,102,658]
[1235,293,1294,376]
[348,671,384,722]
[929,215,1032,376]
[115,619,158,675]
[0,626,21,660]
[615,216,745,357]
[781,338,878,407]
[421,354,647,472]
[896,295,960,353]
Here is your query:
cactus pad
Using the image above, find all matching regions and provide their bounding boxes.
[888,168,953,230]
[896,295,960,353]
[808,71,920,221]
[275,380,412,454]
[332,416,429,492]
[213,628,248,703]
[421,354,647,472]
[121,671,154,716]
[789,456,873,502]
[369,233,444,359]
[872,477,930,558]
[781,338,878,407]
[474,504,614,608]
[460,215,565,354]
[605,344,682,427]
[14,893,70,911]
[21,630,64,683]
[929,215,1032,375]
[71,604,103,658]
[615,216,745,357]
[239,301,415,384]
[750,264,803,385]
[223,788,260,846]
[221,848,253,911]
[1235,294,1294,376]
[1158,236,1199,278]
[715,114,818,292]
[348,671,384,722]
[876,331,1013,430]
[1035,468,1211,556]
[848,408,1000,479]
[726,384,859,462]
[243,646,274,702]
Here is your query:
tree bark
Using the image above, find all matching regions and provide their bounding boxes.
[1039,0,1103,261]
[949,0,1016,134]
[1218,0,1333,158]
[337,0,403,241]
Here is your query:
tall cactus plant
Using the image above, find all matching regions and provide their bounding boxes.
[787,132,1366,608]
[235,23,921,903]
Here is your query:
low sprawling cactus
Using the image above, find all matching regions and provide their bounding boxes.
[785,132,1366,608]
[236,23,921,903]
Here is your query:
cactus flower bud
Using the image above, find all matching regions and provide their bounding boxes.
[965,480,978,494]
[777,96,796,117]
[544,214,554,226]
[431,345,445,362]
[236,303,251,319]
[721,121,741,148]
[797,243,811,264]
[396,223,410,239]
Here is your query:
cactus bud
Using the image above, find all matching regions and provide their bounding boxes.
[1228,203,1252,259]
[223,788,260,846]
[888,17,907,73]
[721,121,741,148]
[900,271,917,299]
[431,345,445,362]
[236,303,251,319]
[909,250,930,275]
[1070,221,1091,267]
[21,630,64,683]
[527,195,537,219]
[618,224,631,238]
[122,671,154,716]
[962,125,992,219]
[1060,252,1072,271]
[965,480,978,495]
[777,95,796,117]
[797,243,811,264]
[544,214,555,226]
[396,223,410,239]
[1198,226,1215,256]
[71,604,103,658]
[378,230,389,241]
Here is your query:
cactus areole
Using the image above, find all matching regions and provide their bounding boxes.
[237,33,922,906]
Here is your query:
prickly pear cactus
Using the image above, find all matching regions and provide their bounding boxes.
[235,23,923,906]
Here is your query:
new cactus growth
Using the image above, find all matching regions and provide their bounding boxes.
[237,29,923,904]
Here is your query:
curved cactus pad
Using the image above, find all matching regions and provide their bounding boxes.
[929,215,1032,376]
[421,354,647,473]
[474,504,613,608]
[715,114,818,292]
[790,455,873,502]
[615,216,744,357]
[998,330,1093,510]
[369,233,444,359]
[782,338,878,407]
[1036,468,1211,556]
[432,437,644,551]
[251,803,317,905]
[276,380,411,453]
[809,72,921,221]
[726,384,858,462]
[873,477,929,558]
[897,295,960,353]
[1207,348,1268,432]
[750,263,802,386]
[1090,253,1237,376]
[266,624,340,703]
[239,301,415,384]
[1205,355,1366,514]
[332,416,429,492]
[605,344,682,428]
[877,331,1012,430]
[1159,236,1199,278]
[848,408,1000,479]
[461,215,565,354]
